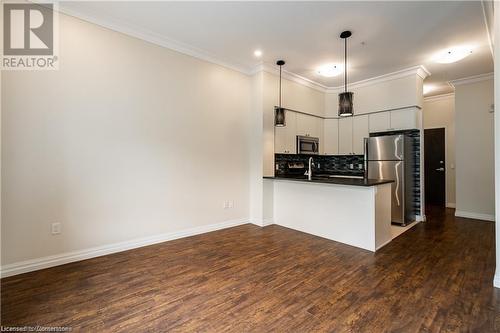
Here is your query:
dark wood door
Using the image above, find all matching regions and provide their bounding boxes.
[424,128,446,206]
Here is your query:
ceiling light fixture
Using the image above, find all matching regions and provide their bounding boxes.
[338,30,353,117]
[254,50,263,57]
[275,60,286,127]
[317,63,343,77]
[423,85,435,95]
[433,46,473,64]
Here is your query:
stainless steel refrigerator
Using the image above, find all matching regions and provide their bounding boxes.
[365,134,416,225]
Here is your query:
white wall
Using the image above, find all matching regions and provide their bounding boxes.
[423,94,456,207]
[2,13,252,266]
[455,78,495,220]
[493,0,500,289]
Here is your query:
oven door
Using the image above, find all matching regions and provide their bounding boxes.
[297,136,319,155]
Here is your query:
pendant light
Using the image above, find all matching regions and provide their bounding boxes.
[339,31,353,117]
[275,60,286,126]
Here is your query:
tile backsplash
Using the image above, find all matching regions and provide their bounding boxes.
[275,154,365,177]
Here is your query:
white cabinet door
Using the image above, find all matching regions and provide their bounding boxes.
[275,111,297,154]
[369,112,391,133]
[390,108,419,130]
[338,117,353,155]
[353,115,369,155]
[296,113,321,137]
[323,119,339,155]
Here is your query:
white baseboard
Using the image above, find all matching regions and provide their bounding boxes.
[446,203,456,208]
[455,210,495,222]
[494,270,500,289]
[262,218,274,226]
[375,238,392,251]
[250,218,274,227]
[1,218,249,278]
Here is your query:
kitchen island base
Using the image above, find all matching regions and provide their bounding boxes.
[269,178,392,252]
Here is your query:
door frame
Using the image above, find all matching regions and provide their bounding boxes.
[424,126,448,207]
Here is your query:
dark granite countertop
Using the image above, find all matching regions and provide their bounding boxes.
[263,175,394,187]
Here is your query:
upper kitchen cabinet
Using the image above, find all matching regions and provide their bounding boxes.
[389,108,420,131]
[296,113,322,138]
[323,119,339,155]
[368,112,391,133]
[369,108,421,133]
[353,115,369,155]
[275,111,297,154]
[338,117,353,155]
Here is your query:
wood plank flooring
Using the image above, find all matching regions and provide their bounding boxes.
[2,206,500,332]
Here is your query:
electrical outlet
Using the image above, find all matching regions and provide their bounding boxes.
[223,200,234,209]
[51,222,61,235]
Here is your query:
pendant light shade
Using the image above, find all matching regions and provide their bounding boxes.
[338,30,353,117]
[275,60,286,126]
[275,106,285,126]
[339,91,353,117]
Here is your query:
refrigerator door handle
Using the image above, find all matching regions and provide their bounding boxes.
[395,135,403,160]
[394,161,402,207]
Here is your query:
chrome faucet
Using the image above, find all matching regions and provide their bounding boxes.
[305,157,314,180]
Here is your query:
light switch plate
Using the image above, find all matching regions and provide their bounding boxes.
[51,222,61,235]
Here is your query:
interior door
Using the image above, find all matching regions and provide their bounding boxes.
[424,128,446,206]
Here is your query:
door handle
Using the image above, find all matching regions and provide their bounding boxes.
[435,167,445,172]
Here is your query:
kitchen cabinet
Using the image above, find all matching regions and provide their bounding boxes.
[323,119,339,155]
[369,108,420,133]
[338,117,353,155]
[390,108,420,130]
[296,113,321,138]
[369,112,391,133]
[275,111,297,154]
[353,115,369,155]
[274,107,420,156]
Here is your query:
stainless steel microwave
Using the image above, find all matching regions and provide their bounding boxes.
[297,136,319,155]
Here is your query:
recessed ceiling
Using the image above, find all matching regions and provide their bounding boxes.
[60,1,493,97]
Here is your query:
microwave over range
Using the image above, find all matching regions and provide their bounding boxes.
[297,135,319,155]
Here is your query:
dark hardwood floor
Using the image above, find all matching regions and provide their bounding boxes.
[2,206,500,332]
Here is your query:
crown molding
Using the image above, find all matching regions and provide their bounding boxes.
[252,63,328,92]
[423,92,455,102]
[448,72,494,87]
[56,4,431,94]
[325,65,431,93]
[255,63,431,94]
[56,3,254,75]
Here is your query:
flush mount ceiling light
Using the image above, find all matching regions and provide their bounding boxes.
[338,30,353,117]
[317,63,343,77]
[275,60,286,127]
[432,46,473,64]
[254,50,262,57]
[423,84,435,95]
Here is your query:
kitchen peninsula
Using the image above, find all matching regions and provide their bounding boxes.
[264,175,394,252]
